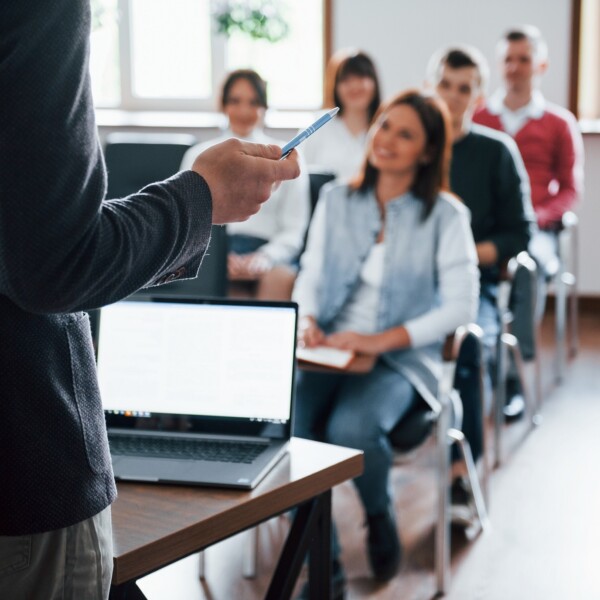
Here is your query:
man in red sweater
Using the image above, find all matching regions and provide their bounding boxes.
[474,24,584,282]
[474,24,584,415]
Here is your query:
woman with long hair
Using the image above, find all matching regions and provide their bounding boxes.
[293,89,479,593]
[302,49,382,182]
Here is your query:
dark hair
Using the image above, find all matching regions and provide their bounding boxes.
[500,25,548,62]
[324,49,381,123]
[427,45,489,91]
[350,89,452,219]
[220,69,268,110]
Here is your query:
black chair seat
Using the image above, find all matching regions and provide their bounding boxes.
[388,402,435,453]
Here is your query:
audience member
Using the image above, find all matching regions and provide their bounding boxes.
[293,90,478,593]
[181,69,310,300]
[0,3,299,597]
[301,49,382,182]
[473,24,584,413]
[474,25,584,317]
[427,45,536,519]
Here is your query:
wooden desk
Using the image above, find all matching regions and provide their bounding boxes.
[109,437,363,600]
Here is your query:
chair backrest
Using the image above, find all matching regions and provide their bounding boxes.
[388,324,484,453]
[308,170,336,216]
[505,251,538,362]
[103,132,197,199]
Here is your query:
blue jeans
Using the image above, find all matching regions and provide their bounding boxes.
[294,360,416,557]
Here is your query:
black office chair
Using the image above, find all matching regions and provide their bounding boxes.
[103,132,197,198]
[308,170,336,216]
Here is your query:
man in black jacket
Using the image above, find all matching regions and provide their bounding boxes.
[427,45,536,524]
[0,1,299,597]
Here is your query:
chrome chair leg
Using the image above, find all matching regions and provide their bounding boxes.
[448,428,490,534]
[555,262,568,383]
[242,527,259,579]
[198,550,206,579]
[555,211,579,380]
[435,402,451,595]
[503,333,536,431]
[494,325,510,468]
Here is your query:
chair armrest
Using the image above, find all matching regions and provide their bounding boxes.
[561,211,578,231]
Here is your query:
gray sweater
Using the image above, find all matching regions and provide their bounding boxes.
[0,0,212,534]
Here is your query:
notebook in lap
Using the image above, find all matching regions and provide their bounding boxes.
[95,296,297,489]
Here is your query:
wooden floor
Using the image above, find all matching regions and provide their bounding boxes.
[138,309,600,600]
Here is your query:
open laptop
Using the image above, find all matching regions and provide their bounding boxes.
[95,296,297,489]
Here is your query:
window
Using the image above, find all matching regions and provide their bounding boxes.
[90,0,327,111]
[571,0,600,120]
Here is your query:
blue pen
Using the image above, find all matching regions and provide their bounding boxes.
[280,107,340,159]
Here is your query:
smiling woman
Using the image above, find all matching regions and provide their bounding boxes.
[89,0,327,111]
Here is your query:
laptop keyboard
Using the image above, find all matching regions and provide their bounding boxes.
[109,434,267,464]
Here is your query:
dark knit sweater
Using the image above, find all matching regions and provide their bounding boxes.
[0,0,212,534]
[450,124,536,283]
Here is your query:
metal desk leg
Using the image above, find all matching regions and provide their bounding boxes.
[264,491,332,600]
[109,582,148,600]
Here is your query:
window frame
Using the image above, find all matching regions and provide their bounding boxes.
[102,0,331,112]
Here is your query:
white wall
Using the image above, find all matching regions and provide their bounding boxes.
[332,0,571,104]
[333,0,599,296]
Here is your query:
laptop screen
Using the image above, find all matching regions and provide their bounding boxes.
[96,297,297,438]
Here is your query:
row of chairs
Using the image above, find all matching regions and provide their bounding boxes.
[102,132,579,596]
[223,242,576,596]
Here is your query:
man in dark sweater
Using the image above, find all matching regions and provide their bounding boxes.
[0,1,299,597]
[427,46,536,522]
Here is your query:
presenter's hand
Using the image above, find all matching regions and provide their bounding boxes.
[192,139,300,224]
[298,316,325,348]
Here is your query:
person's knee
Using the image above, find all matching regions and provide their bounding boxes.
[326,415,381,450]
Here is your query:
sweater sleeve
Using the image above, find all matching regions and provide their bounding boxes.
[536,112,584,228]
[0,0,213,314]
[404,206,480,348]
[292,197,327,319]
[487,137,536,261]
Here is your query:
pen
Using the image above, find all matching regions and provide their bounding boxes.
[280,107,340,159]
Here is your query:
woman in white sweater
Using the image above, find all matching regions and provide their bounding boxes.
[301,49,382,182]
[181,70,310,299]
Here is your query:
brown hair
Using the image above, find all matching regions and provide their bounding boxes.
[220,69,268,111]
[502,25,548,63]
[324,49,381,123]
[350,89,452,219]
[427,45,489,91]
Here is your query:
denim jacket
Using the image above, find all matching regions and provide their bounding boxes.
[296,184,479,408]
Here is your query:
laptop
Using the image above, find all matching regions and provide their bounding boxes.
[95,296,297,489]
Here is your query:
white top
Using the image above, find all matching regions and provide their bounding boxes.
[180,129,310,265]
[487,89,546,137]
[333,242,384,334]
[293,195,478,348]
[300,116,368,182]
